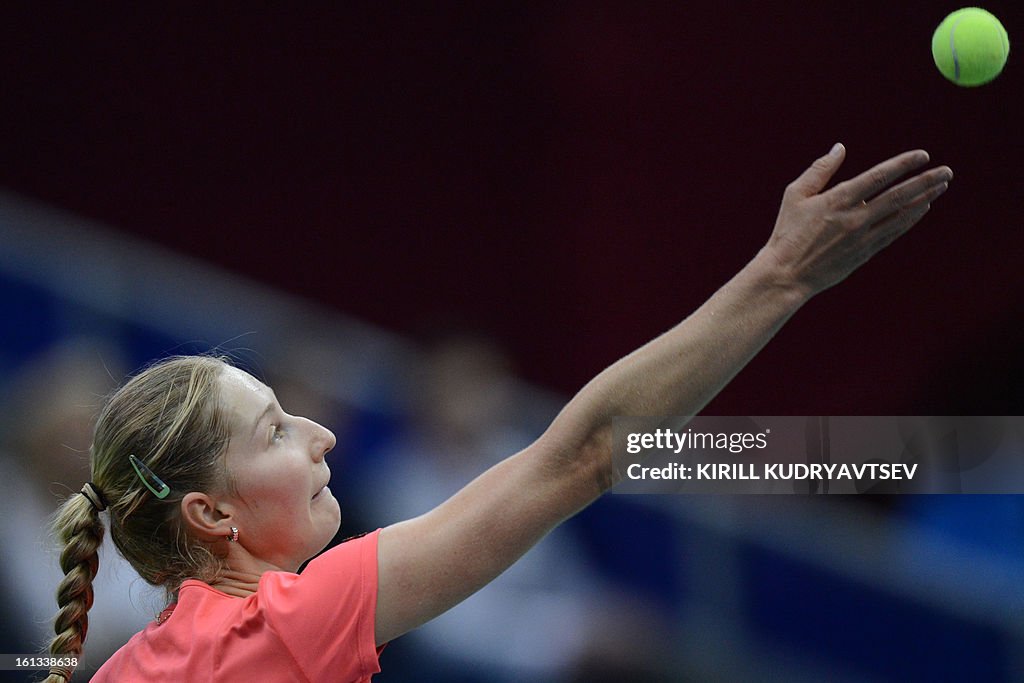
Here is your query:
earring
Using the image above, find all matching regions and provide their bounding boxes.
[227,527,239,543]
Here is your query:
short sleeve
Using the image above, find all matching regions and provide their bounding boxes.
[259,529,382,681]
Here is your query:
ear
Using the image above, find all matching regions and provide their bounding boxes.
[180,491,234,542]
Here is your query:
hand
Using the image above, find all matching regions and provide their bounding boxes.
[763,143,953,296]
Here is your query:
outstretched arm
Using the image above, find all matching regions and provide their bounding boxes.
[374,144,952,644]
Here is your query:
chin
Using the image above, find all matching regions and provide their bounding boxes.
[320,504,343,547]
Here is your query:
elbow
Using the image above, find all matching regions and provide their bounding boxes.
[535,421,616,510]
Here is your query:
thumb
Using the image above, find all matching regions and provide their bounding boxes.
[786,143,846,198]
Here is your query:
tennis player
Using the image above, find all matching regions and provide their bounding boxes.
[45,144,951,681]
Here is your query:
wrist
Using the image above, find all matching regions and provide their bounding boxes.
[747,247,816,308]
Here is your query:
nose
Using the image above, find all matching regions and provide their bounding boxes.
[311,420,336,462]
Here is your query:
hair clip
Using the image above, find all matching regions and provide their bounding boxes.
[129,454,171,499]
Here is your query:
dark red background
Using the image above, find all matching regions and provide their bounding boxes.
[2,3,1021,413]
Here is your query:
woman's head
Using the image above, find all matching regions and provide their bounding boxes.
[44,355,339,680]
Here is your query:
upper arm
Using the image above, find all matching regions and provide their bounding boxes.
[373,425,610,646]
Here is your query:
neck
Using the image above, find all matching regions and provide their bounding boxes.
[209,568,264,598]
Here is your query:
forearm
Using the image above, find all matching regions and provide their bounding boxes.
[584,250,807,416]
[539,249,810,506]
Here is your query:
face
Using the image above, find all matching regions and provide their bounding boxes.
[215,366,340,571]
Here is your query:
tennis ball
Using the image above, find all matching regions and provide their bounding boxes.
[932,8,1010,86]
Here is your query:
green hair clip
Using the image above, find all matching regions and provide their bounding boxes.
[128,454,171,499]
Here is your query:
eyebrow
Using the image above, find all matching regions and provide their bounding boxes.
[251,391,279,437]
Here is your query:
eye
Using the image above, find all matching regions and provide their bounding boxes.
[271,424,285,443]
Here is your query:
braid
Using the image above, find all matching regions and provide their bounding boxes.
[43,493,104,682]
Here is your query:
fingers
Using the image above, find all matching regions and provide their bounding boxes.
[786,143,846,198]
[870,178,950,244]
[828,150,931,207]
[860,165,954,226]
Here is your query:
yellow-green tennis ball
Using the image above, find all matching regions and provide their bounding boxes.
[932,7,1010,86]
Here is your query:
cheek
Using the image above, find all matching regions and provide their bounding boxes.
[233,466,306,512]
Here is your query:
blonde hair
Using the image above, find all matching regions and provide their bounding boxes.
[44,355,235,681]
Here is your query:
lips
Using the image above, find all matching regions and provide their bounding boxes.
[312,472,331,500]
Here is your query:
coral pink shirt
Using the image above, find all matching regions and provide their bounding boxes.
[93,529,383,682]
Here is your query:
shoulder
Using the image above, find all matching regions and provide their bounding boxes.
[258,529,381,617]
[257,529,383,677]
[289,528,382,585]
